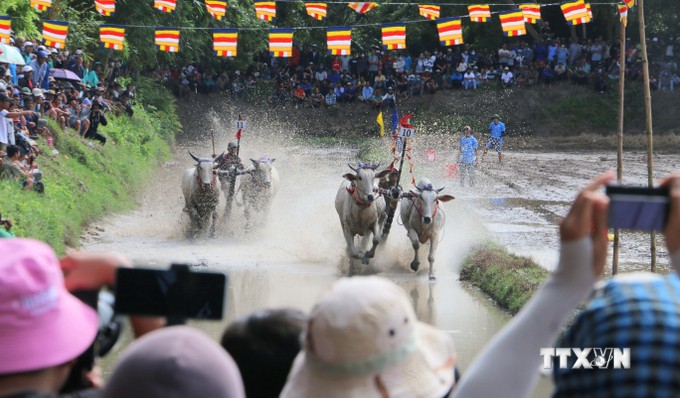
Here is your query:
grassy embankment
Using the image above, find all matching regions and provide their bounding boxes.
[459,242,550,315]
[0,78,181,254]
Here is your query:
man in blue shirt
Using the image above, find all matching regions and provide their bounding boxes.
[482,114,506,164]
[458,126,478,187]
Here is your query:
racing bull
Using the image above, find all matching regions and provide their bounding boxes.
[182,151,222,238]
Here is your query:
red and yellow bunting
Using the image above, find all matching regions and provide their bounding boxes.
[418,5,440,20]
[519,3,541,23]
[269,28,293,57]
[100,25,124,50]
[348,2,377,14]
[436,17,463,46]
[586,3,593,19]
[381,23,406,50]
[206,0,227,20]
[0,16,11,44]
[30,0,52,11]
[468,4,491,22]
[499,10,526,37]
[94,0,115,16]
[255,1,276,21]
[305,2,327,20]
[42,20,68,48]
[214,29,237,57]
[625,0,635,8]
[155,28,180,52]
[327,26,351,55]
[561,0,590,25]
[154,0,176,13]
[618,4,627,26]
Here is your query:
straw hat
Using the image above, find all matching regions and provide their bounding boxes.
[281,276,457,398]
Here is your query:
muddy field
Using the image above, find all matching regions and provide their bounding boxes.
[82,98,678,397]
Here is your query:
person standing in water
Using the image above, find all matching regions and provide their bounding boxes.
[482,114,506,164]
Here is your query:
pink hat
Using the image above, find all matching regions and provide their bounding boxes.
[281,276,458,398]
[0,239,98,374]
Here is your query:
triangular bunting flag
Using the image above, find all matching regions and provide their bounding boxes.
[468,4,491,22]
[327,26,351,55]
[94,0,115,16]
[42,20,68,48]
[561,0,590,25]
[586,3,593,19]
[348,2,377,14]
[155,28,180,52]
[418,5,440,20]
[382,23,406,50]
[154,0,176,13]
[214,28,238,57]
[618,4,628,26]
[499,9,527,37]
[0,16,11,44]
[100,24,125,50]
[269,28,293,57]
[206,0,227,20]
[305,3,327,20]
[625,0,635,8]
[519,4,541,23]
[436,17,463,46]
[30,0,52,11]
[255,1,276,21]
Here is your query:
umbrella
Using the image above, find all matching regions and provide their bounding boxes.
[50,68,82,83]
[0,43,26,65]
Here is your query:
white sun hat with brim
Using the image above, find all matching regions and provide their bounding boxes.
[280,276,458,398]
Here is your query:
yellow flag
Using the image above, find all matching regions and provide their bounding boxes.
[377,111,385,137]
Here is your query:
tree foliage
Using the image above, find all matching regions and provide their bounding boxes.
[3,0,678,70]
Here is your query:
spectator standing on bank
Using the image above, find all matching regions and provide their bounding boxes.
[458,126,478,187]
[482,114,506,164]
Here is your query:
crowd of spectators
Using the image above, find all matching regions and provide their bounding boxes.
[1,37,137,197]
[156,34,680,108]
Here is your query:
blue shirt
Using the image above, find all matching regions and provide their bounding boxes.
[489,121,506,139]
[459,135,478,164]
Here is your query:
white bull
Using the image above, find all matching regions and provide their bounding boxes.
[238,156,279,229]
[335,164,391,265]
[181,152,222,238]
[400,178,455,280]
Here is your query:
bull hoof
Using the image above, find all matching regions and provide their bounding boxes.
[428,274,436,281]
[410,261,420,272]
[362,256,370,265]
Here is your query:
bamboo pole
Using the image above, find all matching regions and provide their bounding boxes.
[613,18,627,275]
[637,0,656,272]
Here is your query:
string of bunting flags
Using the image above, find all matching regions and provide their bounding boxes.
[2,0,629,56]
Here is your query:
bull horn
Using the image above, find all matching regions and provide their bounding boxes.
[415,186,423,193]
[347,163,359,173]
[189,151,200,163]
[213,152,225,163]
[251,159,260,167]
[436,187,445,193]
[369,163,381,170]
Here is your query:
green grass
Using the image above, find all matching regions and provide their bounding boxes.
[460,241,550,315]
[0,79,180,254]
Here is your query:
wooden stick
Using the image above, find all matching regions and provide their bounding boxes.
[637,0,657,272]
[613,18,627,275]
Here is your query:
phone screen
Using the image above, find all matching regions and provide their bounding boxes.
[114,267,226,320]
[606,186,670,231]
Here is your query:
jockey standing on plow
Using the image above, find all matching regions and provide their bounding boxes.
[216,141,246,218]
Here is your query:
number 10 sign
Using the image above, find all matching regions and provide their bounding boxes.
[398,126,415,139]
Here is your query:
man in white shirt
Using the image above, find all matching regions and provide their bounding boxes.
[464,69,477,90]
[0,94,36,151]
[501,67,514,88]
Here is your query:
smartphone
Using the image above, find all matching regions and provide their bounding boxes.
[114,266,227,320]
[606,185,670,231]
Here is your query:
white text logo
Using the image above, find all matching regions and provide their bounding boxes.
[540,348,631,369]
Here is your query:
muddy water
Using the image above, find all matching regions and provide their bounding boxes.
[85,125,560,395]
[87,109,677,396]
